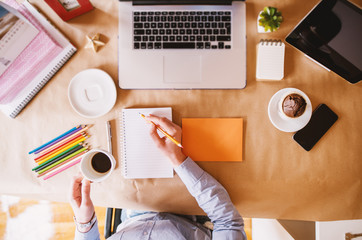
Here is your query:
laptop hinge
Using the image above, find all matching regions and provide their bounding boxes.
[132,0,232,6]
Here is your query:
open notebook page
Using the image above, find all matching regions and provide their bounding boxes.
[121,108,174,179]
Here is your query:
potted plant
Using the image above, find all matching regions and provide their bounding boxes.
[258,7,283,33]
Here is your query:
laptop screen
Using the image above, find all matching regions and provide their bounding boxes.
[286,0,362,84]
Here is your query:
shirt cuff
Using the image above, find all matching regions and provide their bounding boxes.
[74,219,100,240]
[174,157,204,187]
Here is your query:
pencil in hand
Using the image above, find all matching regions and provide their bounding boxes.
[139,113,183,148]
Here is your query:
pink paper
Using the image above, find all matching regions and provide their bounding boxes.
[0,0,62,104]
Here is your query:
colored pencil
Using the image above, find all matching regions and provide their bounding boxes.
[32,127,79,155]
[37,147,88,174]
[43,158,82,180]
[36,137,87,165]
[33,125,86,155]
[35,126,90,156]
[139,113,183,148]
[32,144,80,170]
[34,134,86,162]
[37,151,87,178]
[35,140,85,167]
[39,152,85,178]
[28,126,79,154]
[32,143,83,171]
[34,144,85,172]
[34,132,86,160]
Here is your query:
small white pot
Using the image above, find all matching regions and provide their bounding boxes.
[257,11,279,33]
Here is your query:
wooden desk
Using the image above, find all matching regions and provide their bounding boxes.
[0,0,361,221]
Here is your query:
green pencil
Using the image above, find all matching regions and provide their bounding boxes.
[37,148,88,174]
[32,144,81,171]
[33,144,84,172]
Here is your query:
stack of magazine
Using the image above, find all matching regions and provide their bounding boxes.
[0,0,76,118]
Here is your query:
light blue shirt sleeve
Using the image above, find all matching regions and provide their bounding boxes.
[74,157,246,240]
[74,220,100,240]
[174,157,246,240]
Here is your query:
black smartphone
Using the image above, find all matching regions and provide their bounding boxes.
[293,104,338,151]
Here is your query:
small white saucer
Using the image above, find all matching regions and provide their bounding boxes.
[268,88,312,132]
[68,69,117,118]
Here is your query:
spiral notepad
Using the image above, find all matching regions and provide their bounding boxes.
[5,47,76,118]
[256,39,285,80]
[0,18,39,76]
[120,108,174,179]
[0,0,76,118]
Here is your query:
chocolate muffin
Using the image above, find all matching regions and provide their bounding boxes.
[282,94,306,118]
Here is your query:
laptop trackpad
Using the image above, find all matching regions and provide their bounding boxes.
[163,55,201,83]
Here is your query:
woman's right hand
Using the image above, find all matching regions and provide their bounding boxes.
[146,114,187,167]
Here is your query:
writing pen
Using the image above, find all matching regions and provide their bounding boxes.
[106,121,112,154]
[139,113,183,148]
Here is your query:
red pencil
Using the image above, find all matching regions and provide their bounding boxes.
[35,136,87,164]
[34,133,86,161]
[34,125,90,156]
[36,149,88,177]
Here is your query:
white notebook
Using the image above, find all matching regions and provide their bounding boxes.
[256,39,285,80]
[120,107,174,179]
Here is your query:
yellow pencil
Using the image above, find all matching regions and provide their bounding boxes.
[34,133,86,162]
[140,113,183,148]
[36,125,90,156]
[36,137,87,165]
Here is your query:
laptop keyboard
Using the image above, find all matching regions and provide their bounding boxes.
[133,11,232,50]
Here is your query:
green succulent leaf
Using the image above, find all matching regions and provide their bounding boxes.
[269,7,275,16]
[259,6,283,32]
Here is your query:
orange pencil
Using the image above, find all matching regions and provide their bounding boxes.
[37,150,87,177]
[37,147,88,174]
[35,135,86,163]
[35,125,90,156]
[34,133,86,161]
[36,137,87,165]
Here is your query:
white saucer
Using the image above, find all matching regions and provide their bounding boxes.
[68,69,117,118]
[268,88,312,132]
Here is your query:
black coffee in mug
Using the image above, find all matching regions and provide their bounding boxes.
[91,152,112,173]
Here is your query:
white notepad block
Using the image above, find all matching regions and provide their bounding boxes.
[120,107,174,179]
[256,40,285,81]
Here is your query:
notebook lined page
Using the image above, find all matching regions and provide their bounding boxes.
[256,39,285,80]
[121,108,174,179]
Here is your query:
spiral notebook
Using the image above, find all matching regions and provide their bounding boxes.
[0,4,39,76]
[256,39,285,80]
[0,0,76,118]
[120,108,174,179]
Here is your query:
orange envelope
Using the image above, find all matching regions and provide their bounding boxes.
[182,118,243,162]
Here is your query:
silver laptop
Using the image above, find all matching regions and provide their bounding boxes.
[118,0,246,89]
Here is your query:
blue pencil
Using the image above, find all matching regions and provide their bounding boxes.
[28,126,80,154]
[33,127,83,155]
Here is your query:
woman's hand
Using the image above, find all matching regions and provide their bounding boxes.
[146,114,187,167]
[69,173,95,228]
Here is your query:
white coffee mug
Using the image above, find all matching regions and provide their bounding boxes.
[80,149,116,182]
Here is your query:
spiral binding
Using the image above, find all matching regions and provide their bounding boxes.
[9,48,76,118]
[259,39,283,46]
[119,111,127,177]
